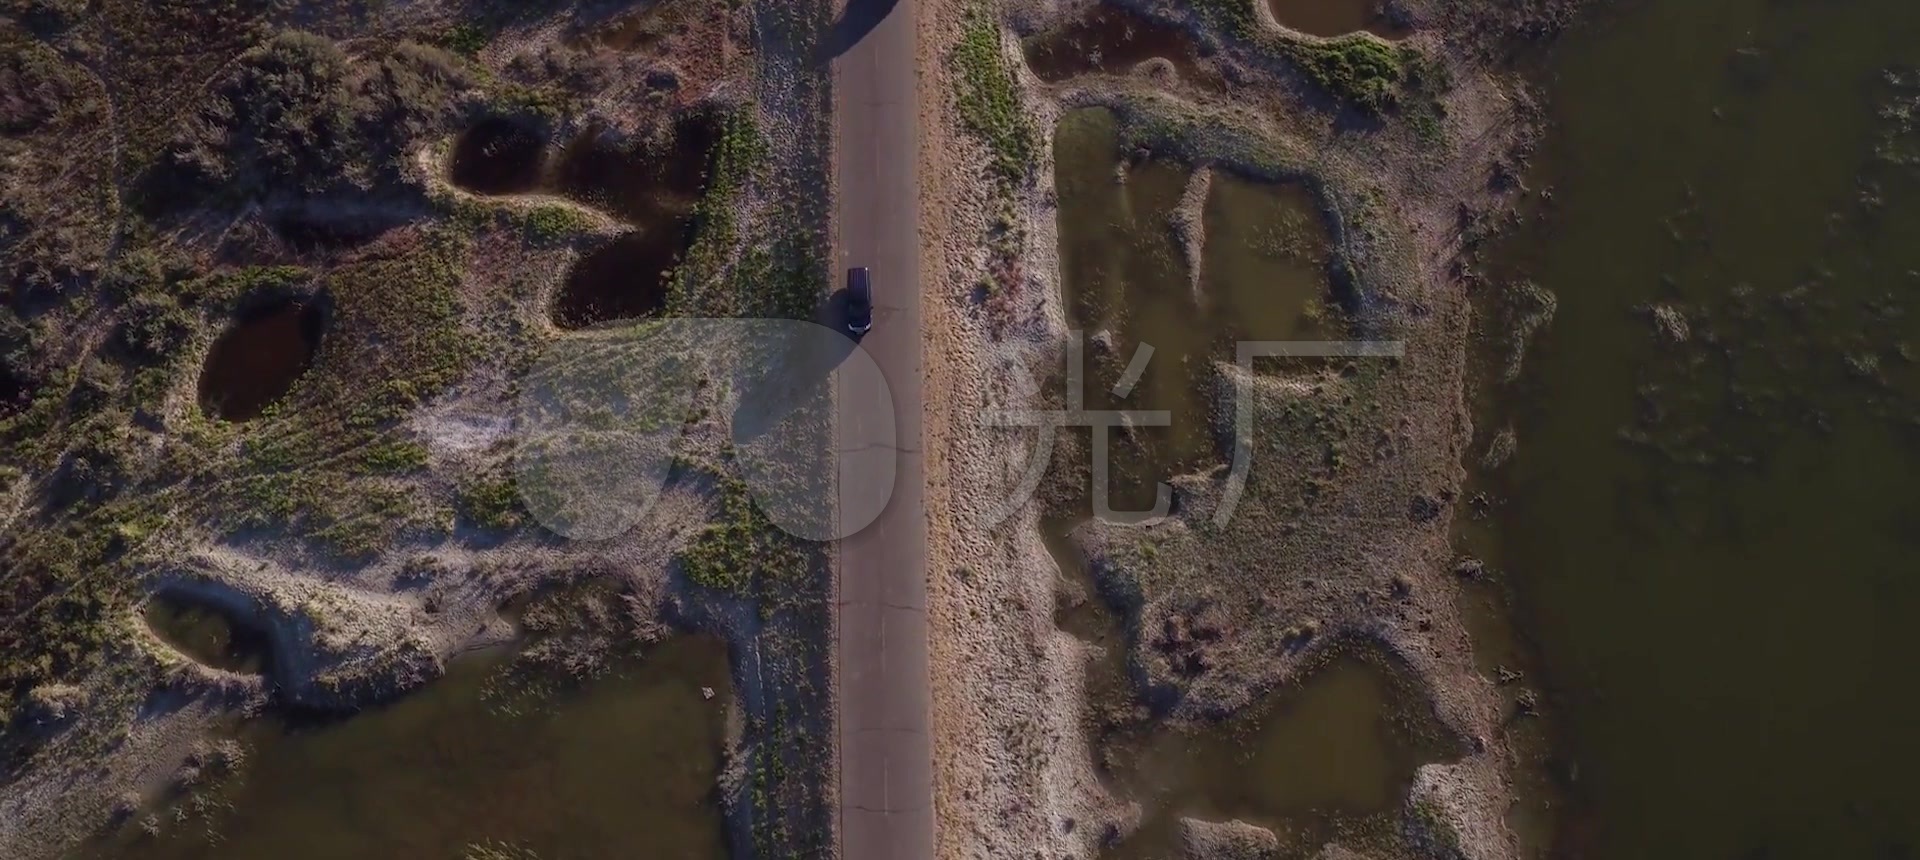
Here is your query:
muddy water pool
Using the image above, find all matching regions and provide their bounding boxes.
[142,598,270,676]
[1102,654,1454,858]
[88,636,733,860]
[1052,106,1336,508]
[444,112,719,330]
[449,117,546,196]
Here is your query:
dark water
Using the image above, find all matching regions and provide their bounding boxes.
[450,117,547,195]
[445,113,719,328]
[142,598,270,675]
[266,211,391,252]
[551,117,717,225]
[1265,0,1405,39]
[547,117,718,328]
[551,224,695,330]
[197,298,325,421]
[1024,5,1224,90]
[1484,1,1920,856]
[575,10,670,52]
[565,0,698,52]
[94,636,732,860]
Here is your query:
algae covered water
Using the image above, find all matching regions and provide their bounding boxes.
[1051,106,1337,508]
[91,636,732,860]
[1486,0,1920,856]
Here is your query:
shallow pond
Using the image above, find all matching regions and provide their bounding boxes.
[1053,106,1337,507]
[1482,0,1920,856]
[1265,0,1405,39]
[1103,655,1453,858]
[1024,5,1223,90]
[565,0,700,52]
[576,10,671,52]
[547,116,718,328]
[142,597,270,676]
[90,636,733,860]
[550,116,717,226]
[1047,106,1433,854]
[197,297,325,422]
[444,111,719,329]
[551,224,695,330]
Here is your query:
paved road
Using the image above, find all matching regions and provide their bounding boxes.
[828,0,933,858]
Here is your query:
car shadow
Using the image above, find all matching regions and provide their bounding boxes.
[817,0,901,64]
[822,286,868,343]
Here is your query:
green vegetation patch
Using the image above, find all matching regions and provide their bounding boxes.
[1186,0,1258,37]
[668,110,779,315]
[458,474,527,532]
[1285,35,1411,115]
[678,476,813,593]
[0,36,116,297]
[438,23,493,58]
[0,501,157,720]
[951,8,1034,188]
[520,205,597,244]
[1400,50,1453,144]
[87,0,279,165]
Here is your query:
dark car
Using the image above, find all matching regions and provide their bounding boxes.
[846,266,873,334]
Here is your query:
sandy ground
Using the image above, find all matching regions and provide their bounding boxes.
[920,0,1144,857]
[920,0,1551,857]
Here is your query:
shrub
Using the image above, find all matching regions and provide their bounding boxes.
[459,475,526,532]
[1,307,38,374]
[0,42,79,134]
[357,438,430,474]
[354,42,476,176]
[158,33,473,203]
[1287,36,1408,115]
[1187,0,1257,37]
[114,294,194,364]
[96,249,169,301]
[172,31,358,193]
[440,23,491,58]
[678,479,810,593]
[522,205,594,243]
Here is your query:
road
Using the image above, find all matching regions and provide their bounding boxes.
[828,0,934,858]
